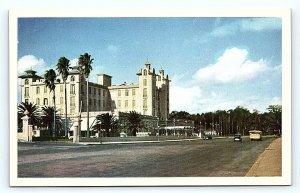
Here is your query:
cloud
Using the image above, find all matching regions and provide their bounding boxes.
[270,96,282,105]
[169,47,280,113]
[239,18,282,32]
[193,47,269,83]
[17,55,45,74]
[170,85,202,113]
[184,18,281,45]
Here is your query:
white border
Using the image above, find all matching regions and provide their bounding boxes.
[9,8,291,186]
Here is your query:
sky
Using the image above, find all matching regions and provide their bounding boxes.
[17,17,282,114]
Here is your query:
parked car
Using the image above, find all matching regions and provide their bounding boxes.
[233,134,242,142]
[203,135,212,140]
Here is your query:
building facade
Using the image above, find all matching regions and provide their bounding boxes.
[109,62,170,120]
[18,62,170,129]
[19,69,111,118]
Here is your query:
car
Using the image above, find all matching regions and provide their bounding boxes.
[233,134,242,142]
[249,130,262,141]
[203,135,212,140]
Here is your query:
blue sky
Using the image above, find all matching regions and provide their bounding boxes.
[17,17,282,113]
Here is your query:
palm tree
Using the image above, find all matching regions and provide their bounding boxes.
[78,53,94,138]
[93,113,117,137]
[125,111,143,136]
[56,56,70,137]
[18,102,41,130]
[44,69,57,138]
[41,106,62,137]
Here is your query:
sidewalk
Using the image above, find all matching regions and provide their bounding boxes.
[246,138,282,176]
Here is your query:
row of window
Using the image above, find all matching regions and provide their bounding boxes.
[24,76,76,86]
[27,84,107,96]
[33,85,76,94]
[117,89,136,97]
[117,100,136,108]
[142,70,162,81]
[116,99,148,109]
[81,85,107,97]
[34,98,49,106]
[117,88,148,97]
[87,99,106,108]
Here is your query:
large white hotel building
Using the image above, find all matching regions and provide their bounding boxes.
[18,61,170,133]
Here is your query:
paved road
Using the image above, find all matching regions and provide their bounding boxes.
[18,137,277,177]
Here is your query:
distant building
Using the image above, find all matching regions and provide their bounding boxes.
[18,62,170,134]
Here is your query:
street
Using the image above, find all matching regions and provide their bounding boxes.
[18,137,277,177]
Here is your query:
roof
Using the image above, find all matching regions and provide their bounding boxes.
[18,69,43,79]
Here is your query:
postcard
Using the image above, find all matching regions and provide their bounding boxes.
[9,8,291,186]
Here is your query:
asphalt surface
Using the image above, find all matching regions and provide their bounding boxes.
[18,137,277,177]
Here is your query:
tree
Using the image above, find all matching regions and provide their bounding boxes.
[125,111,143,136]
[41,106,62,137]
[169,111,191,120]
[56,56,70,137]
[44,69,57,138]
[266,105,282,135]
[78,53,94,138]
[93,113,117,137]
[18,102,41,130]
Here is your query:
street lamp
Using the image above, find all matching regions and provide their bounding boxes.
[173,119,176,136]
[199,121,202,138]
[98,121,102,144]
[157,117,159,141]
[165,118,168,136]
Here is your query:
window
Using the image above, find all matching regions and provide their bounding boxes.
[94,88,96,95]
[143,100,147,108]
[60,97,63,105]
[70,97,75,106]
[89,99,92,106]
[70,108,75,114]
[118,100,121,108]
[36,87,40,94]
[43,98,48,105]
[94,99,96,106]
[70,84,75,94]
[118,90,121,96]
[158,76,161,81]
[143,69,147,76]
[60,85,63,93]
[125,89,129,96]
[132,89,135,96]
[132,100,135,108]
[25,79,29,85]
[125,100,128,107]
[70,75,75,81]
[89,87,91,94]
[143,88,147,97]
[36,98,40,105]
[103,90,105,97]
[143,79,147,86]
[25,87,29,97]
[44,86,47,93]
